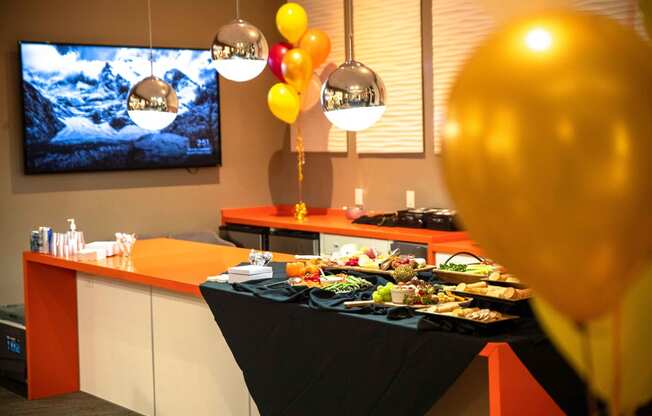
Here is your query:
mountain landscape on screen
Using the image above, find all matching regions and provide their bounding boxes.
[20,42,220,173]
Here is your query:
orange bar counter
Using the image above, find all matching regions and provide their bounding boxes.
[221,206,471,264]
[23,238,293,415]
[24,238,562,415]
[221,206,468,245]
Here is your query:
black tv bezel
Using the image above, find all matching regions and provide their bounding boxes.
[19,40,222,175]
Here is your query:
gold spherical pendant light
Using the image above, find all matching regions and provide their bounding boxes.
[211,0,269,82]
[321,0,385,131]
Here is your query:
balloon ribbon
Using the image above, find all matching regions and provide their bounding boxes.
[611,304,622,416]
[577,322,597,416]
[294,121,307,221]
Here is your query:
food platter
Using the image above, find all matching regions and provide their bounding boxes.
[450,291,529,306]
[479,277,528,289]
[416,307,519,325]
[343,300,431,309]
[325,264,436,276]
[434,268,526,288]
[444,282,532,304]
[433,269,488,284]
[343,299,471,310]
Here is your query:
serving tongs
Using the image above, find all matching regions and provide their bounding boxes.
[379,248,400,271]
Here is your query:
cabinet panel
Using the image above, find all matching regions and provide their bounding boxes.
[250,396,261,416]
[152,289,250,416]
[320,233,391,256]
[77,273,154,416]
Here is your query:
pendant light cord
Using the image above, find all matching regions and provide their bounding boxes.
[235,0,240,19]
[147,0,154,76]
[344,0,354,61]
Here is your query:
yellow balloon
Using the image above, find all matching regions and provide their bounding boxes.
[281,48,313,93]
[442,12,652,322]
[533,267,652,414]
[267,83,300,124]
[276,2,308,44]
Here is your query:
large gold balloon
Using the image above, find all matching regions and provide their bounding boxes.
[281,48,313,93]
[442,12,652,322]
[533,268,652,414]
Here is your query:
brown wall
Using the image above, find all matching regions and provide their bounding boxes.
[0,0,288,303]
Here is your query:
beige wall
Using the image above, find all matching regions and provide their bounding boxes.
[0,0,457,304]
[0,0,288,303]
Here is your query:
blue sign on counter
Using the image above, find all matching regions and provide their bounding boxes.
[6,336,21,354]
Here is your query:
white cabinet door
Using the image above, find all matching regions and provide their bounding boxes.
[320,233,391,256]
[250,397,261,416]
[77,273,155,416]
[151,289,250,416]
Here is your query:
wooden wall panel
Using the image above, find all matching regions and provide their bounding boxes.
[291,0,347,153]
[432,0,643,154]
[354,0,424,154]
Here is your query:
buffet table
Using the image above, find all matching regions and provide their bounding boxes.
[200,264,586,416]
[24,237,586,415]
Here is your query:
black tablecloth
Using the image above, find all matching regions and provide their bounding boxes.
[200,263,587,416]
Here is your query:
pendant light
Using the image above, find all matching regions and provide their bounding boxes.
[127,0,178,131]
[320,0,385,131]
[211,0,269,82]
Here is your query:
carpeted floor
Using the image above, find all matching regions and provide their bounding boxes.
[0,386,140,416]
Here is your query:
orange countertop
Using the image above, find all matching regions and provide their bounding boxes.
[23,238,294,297]
[221,206,468,245]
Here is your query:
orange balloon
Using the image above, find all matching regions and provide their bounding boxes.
[281,48,313,93]
[299,29,331,68]
[442,12,652,322]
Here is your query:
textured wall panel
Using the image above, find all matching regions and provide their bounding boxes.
[432,0,643,154]
[432,0,494,154]
[354,0,424,154]
[291,0,347,153]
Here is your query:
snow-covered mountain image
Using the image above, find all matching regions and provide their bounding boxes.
[20,42,220,173]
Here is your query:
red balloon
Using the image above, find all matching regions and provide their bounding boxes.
[268,42,292,82]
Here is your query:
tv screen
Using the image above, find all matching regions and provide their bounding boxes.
[19,41,221,174]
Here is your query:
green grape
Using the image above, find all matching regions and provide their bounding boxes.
[382,291,392,302]
[386,282,394,289]
[372,292,383,303]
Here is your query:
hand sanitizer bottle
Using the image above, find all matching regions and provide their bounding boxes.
[67,218,85,254]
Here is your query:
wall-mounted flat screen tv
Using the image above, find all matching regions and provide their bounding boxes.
[20,41,221,174]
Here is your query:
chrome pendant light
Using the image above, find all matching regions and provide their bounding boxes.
[320,0,385,131]
[211,0,269,82]
[127,0,178,131]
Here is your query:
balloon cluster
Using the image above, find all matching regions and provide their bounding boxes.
[267,2,331,124]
